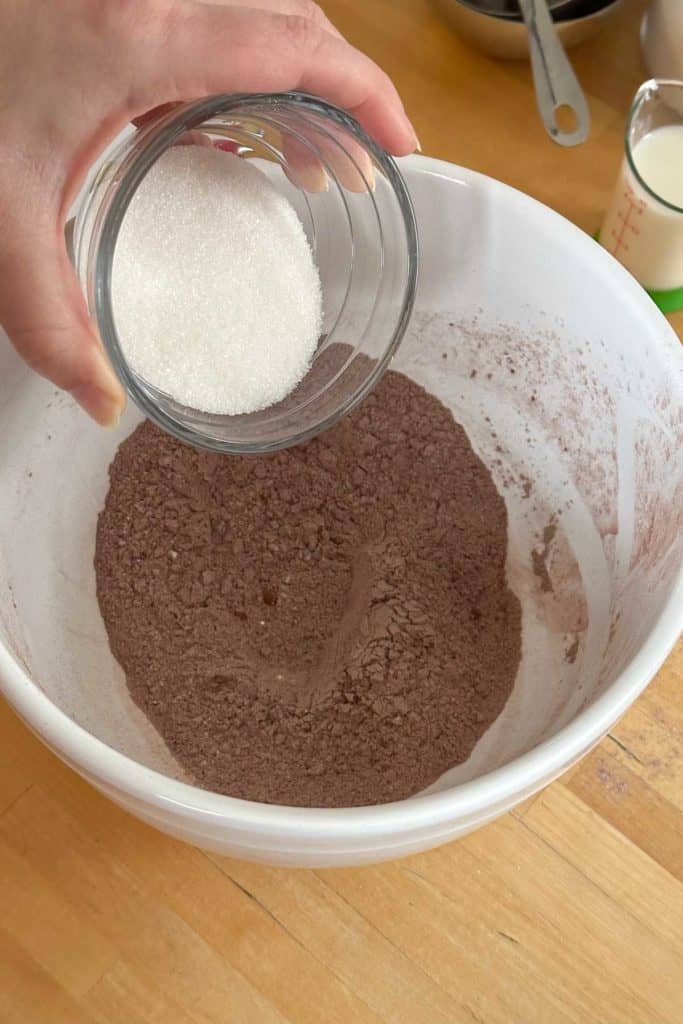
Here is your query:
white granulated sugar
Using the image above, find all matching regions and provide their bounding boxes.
[112,146,322,415]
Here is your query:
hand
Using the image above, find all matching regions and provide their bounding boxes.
[0,0,417,427]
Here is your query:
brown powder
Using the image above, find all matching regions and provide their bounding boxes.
[532,520,558,595]
[95,371,522,807]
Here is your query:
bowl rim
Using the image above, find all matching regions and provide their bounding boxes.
[1,154,681,840]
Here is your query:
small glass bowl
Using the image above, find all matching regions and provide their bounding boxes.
[73,93,418,453]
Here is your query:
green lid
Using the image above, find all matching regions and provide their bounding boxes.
[594,231,683,314]
[646,285,683,314]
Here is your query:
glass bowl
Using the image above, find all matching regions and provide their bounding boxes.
[72,93,418,453]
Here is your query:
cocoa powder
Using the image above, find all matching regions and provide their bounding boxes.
[95,371,522,806]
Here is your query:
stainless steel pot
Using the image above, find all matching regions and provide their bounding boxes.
[438,0,624,60]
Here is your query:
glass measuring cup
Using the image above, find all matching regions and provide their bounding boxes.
[599,79,683,313]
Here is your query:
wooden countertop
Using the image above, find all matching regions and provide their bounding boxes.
[1,2,681,1021]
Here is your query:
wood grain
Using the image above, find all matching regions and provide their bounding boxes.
[1,1,681,1021]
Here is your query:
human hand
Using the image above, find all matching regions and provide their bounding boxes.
[0,0,417,427]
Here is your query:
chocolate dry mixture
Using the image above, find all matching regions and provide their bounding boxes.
[95,371,522,806]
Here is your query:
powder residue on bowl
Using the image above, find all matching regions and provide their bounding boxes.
[531,519,559,596]
[111,146,322,415]
[95,371,522,807]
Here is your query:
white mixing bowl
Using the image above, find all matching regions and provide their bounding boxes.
[0,155,681,867]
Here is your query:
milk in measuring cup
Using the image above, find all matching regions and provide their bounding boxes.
[601,125,683,292]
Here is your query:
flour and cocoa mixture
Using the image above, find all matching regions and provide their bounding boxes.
[95,371,522,806]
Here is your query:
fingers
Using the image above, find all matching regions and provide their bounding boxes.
[282,128,375,193]
[133,2,343,130]
[146,3,417,155]
[281,134,329,193]
[196,0,344,39]
[0,208,125,427]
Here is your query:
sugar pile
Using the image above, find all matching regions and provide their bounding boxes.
[112,146,322,415]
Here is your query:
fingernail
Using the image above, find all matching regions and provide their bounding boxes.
[71,382,123,428]
[103,403,123,430]
[319,137,375,194]
[339,163,375,194]
[414,137,422,153]
[284,162,329,193]
[72,348,125,427]
[214,140,240,155]
[94,345,125,396]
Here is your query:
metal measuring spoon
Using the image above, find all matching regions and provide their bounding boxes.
[462,0,591,146]
[518,0,590,145]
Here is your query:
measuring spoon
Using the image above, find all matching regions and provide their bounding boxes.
[517,0,590,145]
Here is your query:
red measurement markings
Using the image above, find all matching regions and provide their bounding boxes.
[610,184,645,256]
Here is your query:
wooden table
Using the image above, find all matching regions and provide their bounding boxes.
[1,2,681,1021]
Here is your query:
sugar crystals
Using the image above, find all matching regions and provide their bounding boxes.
[112,146,322,415]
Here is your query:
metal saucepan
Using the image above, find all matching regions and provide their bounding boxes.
[438,0,624,59]
[460,0,590,17]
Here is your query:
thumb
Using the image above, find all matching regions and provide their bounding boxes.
[0,207,125,427]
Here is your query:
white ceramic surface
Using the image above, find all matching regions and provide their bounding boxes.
[0,155,681,866]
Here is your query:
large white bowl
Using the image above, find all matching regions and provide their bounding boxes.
[0,156,681,866]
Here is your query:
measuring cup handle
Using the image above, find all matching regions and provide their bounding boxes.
[519,0,591,147]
